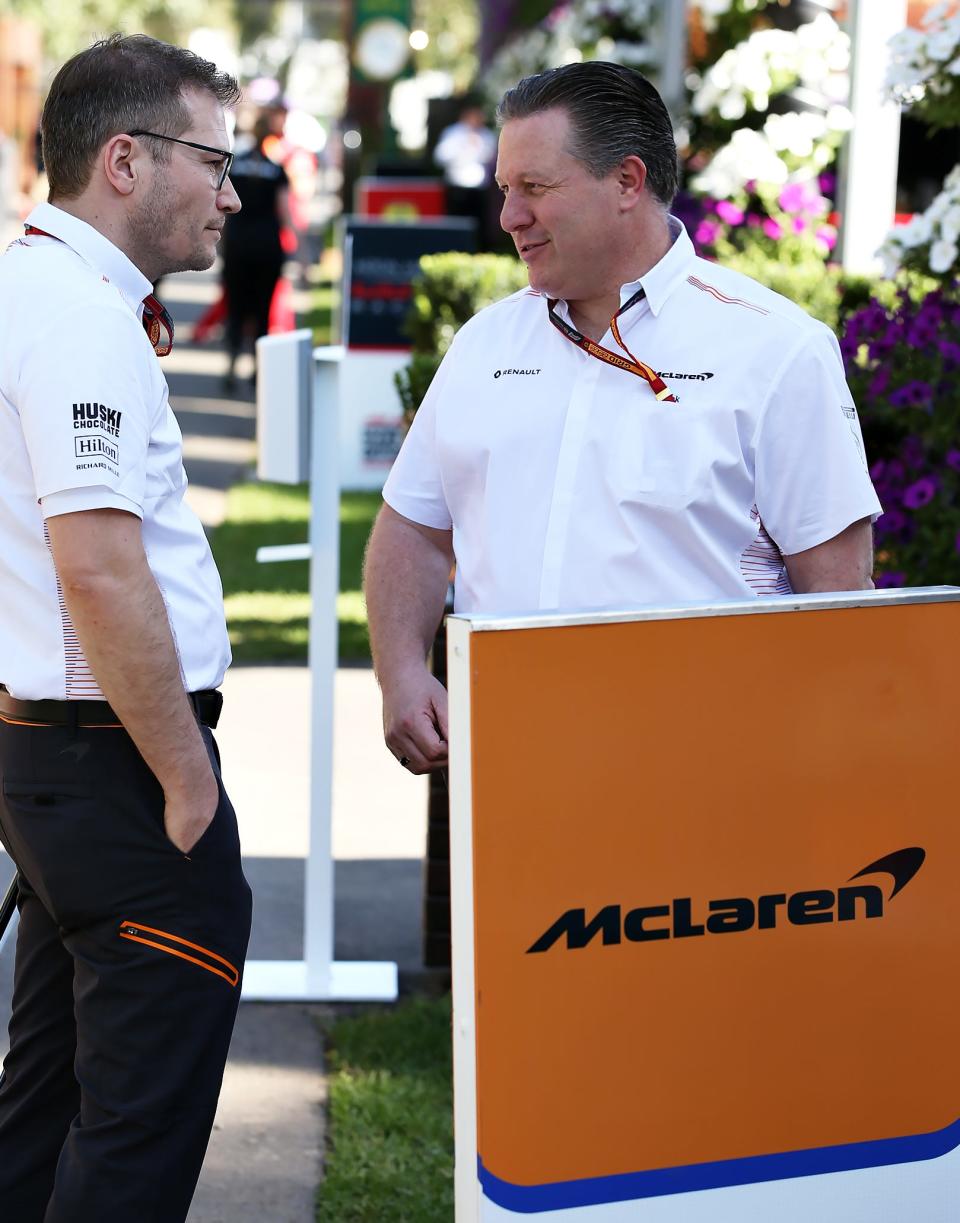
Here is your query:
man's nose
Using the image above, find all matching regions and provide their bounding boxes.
[219,176,242,214]
[500,192,532,234]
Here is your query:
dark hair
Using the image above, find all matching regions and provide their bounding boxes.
[497,61,679,209]
[42,33,240,200]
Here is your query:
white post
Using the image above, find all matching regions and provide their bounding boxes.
[838,0,908,274]
[242,336,397,1002]
[659,0,689,124]
[302,353,340,993]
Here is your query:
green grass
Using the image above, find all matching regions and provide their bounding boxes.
[210,482,381,663]
[300,281,339,347]
[317,995,454,1223]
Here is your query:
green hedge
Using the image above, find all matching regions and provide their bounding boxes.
[395,253,528,422]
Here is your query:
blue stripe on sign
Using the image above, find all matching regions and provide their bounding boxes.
[477,1115,960,1213]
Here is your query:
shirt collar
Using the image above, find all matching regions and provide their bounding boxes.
[25,201,153,315]
[618,214,695,317]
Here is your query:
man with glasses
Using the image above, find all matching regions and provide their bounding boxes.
[365,61,882,774]
[0,34,251,1222]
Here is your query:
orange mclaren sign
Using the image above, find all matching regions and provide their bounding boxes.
[446,589,960,1220]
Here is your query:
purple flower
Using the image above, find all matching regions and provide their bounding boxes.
[715,200,745,226]
[902,477,937,509]
[875,571,906,588]
[902,435,925,467]
[889,381,933,408]
[955,531,960,555]
[818,171,837,195]
[746,211,763,228]
[947,449,960,471]
[792,216,807,234]
[876,508,907,536]
[779,182,812,213]
[868,368,890,400]
[695,219,721,247]
[870,460,887,481]
[762,217,783,239]
[815,226,837,251]
[939,339,960,367]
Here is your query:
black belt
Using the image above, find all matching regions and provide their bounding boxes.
[0,686,223,730]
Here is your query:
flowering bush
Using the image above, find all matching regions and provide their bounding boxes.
[483,0,656,104]
[841,286,960,586]
[692,14,850,125]
[884,0,960,132]
[689,12,852,207]
[694,176,837,262]
[881,5,960,281]
[880,166,960,280]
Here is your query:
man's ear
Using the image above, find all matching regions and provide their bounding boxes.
[617,155,647,211]
[102,134,141,197]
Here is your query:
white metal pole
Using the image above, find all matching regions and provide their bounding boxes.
[838,0,908,274]
[659,0,689,124]
[303,354,341,993]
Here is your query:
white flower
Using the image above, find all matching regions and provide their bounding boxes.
[940,203,960,243]
[692,127,789,198]
[718,91,747,120]
[923,1,952,28]
[826,104,854,132]
[929,237,959,273]
[928,28,960,63]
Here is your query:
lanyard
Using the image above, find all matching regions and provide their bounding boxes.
[547,288,676,403]
[23,224,174,357]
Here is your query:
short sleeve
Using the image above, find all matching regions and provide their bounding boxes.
[17,298,153,518]
[382,347,456,530]
[755,326,882,556]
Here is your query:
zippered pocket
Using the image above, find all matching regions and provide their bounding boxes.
[118,919,239,988]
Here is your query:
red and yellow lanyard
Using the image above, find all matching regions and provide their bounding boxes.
[23,224,174,357]
[547,287,676,403]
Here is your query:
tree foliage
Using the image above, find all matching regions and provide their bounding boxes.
[9,0,234,65]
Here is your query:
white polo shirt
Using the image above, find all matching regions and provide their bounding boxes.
[383,218,882,614]
[0,203,230,700]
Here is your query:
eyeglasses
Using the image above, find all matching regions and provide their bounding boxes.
[128,130,234,189]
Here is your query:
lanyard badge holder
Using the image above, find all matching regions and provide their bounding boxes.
[548,287,676,403]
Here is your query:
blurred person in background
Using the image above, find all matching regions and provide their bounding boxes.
[435,100,497,248]
[221,111,297,389]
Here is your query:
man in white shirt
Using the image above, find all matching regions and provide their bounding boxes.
[0,35,251,1222]
[364,61,880,774]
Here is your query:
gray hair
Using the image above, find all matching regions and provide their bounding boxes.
[497,61,679,209]
[42,33,240,201]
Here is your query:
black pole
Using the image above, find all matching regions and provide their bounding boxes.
[0,874,18,948]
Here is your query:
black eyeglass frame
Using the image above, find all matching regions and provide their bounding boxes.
[127,130,234,189]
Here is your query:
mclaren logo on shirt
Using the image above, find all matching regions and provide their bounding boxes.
[526,848,925,953]
[656,370,715,382]
[494,368,542,379]
[73,402,122,438]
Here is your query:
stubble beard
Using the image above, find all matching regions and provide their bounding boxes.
[128,168,215,279]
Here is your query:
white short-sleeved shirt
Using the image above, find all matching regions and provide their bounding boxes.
[383,218,882,615]
[0,202,230,700]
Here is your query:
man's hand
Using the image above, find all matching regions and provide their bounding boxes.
[363,505,455,773]
[381,666,449,774]
[164,771,220,854]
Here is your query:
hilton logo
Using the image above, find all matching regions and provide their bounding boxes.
[527,848,925,953]
[74,434,119,465]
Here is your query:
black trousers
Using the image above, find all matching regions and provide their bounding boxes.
[0,716,252,1223]
[222,252,284,361]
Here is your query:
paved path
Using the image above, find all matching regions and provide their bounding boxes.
[0,254,430,1222]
